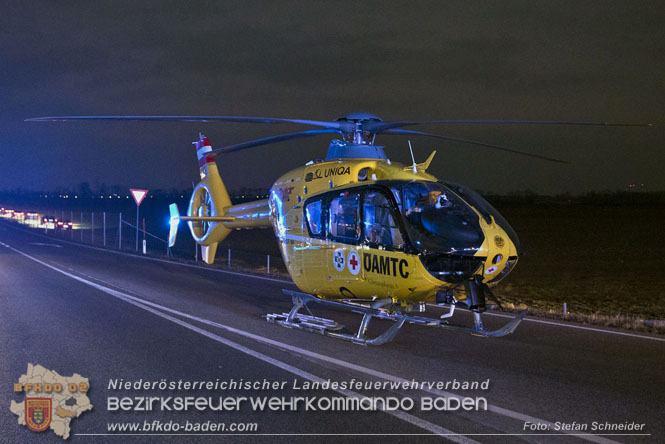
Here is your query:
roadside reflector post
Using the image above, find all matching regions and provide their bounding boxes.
[228,248,231,268]
[80,212,83,241]
[103,212,106,247]
[71,211,74,240]
[563,302,567,315]
[91,212,94,244]
[142,218,146,255]
[119,212,122,250]
[267,254,270,275]
[130,189,148,252]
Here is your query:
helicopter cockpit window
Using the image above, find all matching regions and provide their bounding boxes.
[329,193,360,242]
[401,183,457,221]
[305,199,324,236]
[391,182,483,253]
[363,191,404,250]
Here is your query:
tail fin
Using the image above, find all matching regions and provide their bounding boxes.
[188,134,232,264]
[195,134,216,179]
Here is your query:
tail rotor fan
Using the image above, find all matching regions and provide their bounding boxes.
[200,188,213,234]
[189,185,215,240]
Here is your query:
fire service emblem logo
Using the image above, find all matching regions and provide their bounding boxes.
[11,364,93,439]
[25,398,52,432]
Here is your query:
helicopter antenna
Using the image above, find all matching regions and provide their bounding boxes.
[408,140,417,173]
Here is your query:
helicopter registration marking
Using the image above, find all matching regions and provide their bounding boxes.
[347,250,361,275]
[332,249,345,272]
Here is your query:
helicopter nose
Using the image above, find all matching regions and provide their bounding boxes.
[481,227,519,284]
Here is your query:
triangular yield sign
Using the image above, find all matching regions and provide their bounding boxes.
[130,189,148,206]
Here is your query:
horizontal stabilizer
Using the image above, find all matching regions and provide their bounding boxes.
[169,203,233,247]
[178,215,235,222]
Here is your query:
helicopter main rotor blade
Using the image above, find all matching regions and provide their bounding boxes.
[26,114,647,162]
[25,115,347,130]
[27,115,650,136]
[366,119,651,133]
[381,129,569,164]
[208,129,343,155]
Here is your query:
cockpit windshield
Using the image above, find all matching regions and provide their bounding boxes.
[387,181,484,254]
[442,181,520,253]
[302,180,516,257]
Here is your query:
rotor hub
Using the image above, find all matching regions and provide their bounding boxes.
[334,112,383,145]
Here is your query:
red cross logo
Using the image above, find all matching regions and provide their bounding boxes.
[347,251,360,275]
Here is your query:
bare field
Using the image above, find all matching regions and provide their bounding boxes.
[495,204,665,321]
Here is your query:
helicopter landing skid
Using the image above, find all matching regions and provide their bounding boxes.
[265,290,526,345]
[264,290,405,345]
[394,309,527,338]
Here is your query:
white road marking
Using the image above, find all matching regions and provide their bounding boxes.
[1,241,477,443]
[10,226,295,285]
[0,240,624,444]
[28,242,62,247]
[483,311,665,342]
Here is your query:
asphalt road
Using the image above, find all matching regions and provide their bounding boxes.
[1,220,663,443]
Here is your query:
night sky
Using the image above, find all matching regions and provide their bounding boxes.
[2,1,663,195]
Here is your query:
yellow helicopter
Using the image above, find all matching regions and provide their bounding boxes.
[28,112,644,344]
